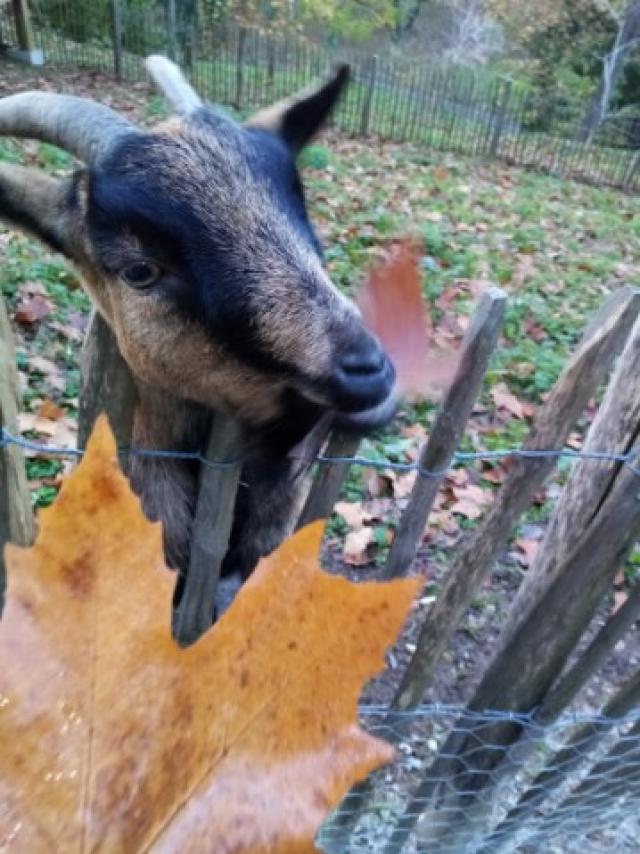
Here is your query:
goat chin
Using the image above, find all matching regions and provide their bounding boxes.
[333,390,399,432]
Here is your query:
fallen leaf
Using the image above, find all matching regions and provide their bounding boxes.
[343,526,376,565]
[0,417,419,852]
[334,501,371,530]
[450,483,491,520]
[13,294,52,325]
[401,424,428,443]
[480,464,507,485]
[491,382,526,419]
[37,399,65,421]
[515,537,539,568]
[613,590,628,614]
[387,469,418,499]
[29,356,60,377]
[445,468,469,488]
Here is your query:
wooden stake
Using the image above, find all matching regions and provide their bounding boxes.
[172,412,244,647]
[0,295,35,613]
[382,287,505,579]
[392,285,640,715]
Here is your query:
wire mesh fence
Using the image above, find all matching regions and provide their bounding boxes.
[0,1,639,192]
[322,704,640,853]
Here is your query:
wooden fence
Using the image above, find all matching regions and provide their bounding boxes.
[2,282,640,849]
[2,3,640,193]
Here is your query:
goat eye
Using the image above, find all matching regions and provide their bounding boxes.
[121,262,160,288]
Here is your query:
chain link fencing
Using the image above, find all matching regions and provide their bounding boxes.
[319,704,640,853]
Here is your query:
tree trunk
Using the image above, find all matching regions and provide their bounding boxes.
[578,0,640,142]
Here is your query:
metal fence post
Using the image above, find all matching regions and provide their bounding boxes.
[235,26,247,110]
[489,78,512,157]
[110,0,123,81]
[623,148,640,192]
[166,0,177,61]
[360,54,379,135]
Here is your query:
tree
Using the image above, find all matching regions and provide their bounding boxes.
[578,0,640,141]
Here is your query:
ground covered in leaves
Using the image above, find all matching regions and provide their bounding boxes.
[1,60,639,717]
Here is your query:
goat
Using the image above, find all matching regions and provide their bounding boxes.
[0,57,397,617]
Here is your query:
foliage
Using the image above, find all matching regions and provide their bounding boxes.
[197,0,397,40]
[488,0,640,122]
[0,417,419,851]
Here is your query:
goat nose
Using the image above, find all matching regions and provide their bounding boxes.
[338,343,386,376]
[330,336,396,413]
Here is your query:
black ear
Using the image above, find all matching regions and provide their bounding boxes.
[246,65,350,153]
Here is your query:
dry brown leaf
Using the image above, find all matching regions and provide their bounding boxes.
[388,469,418,499]
[613,590,628,614]
[13,294,52,325]
[343,526,376,565]
[29,356,60,378]
[450,483,491,520]
[491,382,526,419]
[0,417,419,852]
[515,537,540,568]
[37,399,65,421]
[401,423,428,443]
[357,242,459,401]
[334,501,371,530]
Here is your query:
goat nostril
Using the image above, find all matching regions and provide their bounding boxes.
[328,337,395,414]
[339,348,385,377]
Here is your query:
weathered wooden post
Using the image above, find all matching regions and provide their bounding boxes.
[392,285,640,717]
[77,312,137,453]
[296,430,361,529]
[382,287,506,579]
[386,288,640,853]
[172,412,244,647]
[0,295,35,614]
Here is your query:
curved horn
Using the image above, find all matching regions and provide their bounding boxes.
[0,92,136,163]
[146,55,202,115]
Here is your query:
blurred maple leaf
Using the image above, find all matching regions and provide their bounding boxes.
[358,242,460,401]
[0,417,419,853]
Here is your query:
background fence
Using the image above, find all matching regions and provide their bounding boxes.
[0,1,639,192]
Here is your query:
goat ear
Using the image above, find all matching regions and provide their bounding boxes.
[245,64,349,153]
[0,164,83,258]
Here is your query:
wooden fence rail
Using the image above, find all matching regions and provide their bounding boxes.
[0,293,34,614]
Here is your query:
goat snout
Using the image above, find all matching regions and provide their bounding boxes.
[330,333,396,414]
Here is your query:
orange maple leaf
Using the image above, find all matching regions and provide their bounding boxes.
[0,416,419,853]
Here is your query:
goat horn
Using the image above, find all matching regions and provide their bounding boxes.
[145,55,203,115]
[0,92,136,163]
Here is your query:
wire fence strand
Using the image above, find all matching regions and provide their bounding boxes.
[3,427,640,478]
